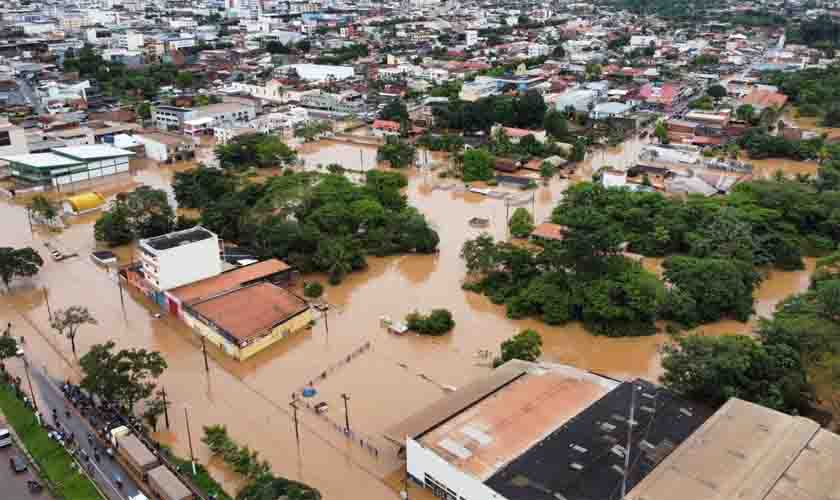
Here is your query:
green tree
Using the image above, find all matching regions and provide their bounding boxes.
[136,101,152,120]
[376,137,416,168]
[654,120,669,144]
[28,195,57,222]
[462,148,495,182]
[79,340,168,414]
[0,335,17,360]
[405,309,456,335]
[175,71,194,89]
[543,110,569,139]
[50,306,97,356]
[707,84,727,100]
[660,334,809,413]
[736,104,756,123]
[460,234,499,276]
[663,256,761,325]
[509,207,535,238]
[303,282,324,298]
[539,161,557,182]
[173,166,236,209]
[215,134,297,169]
[571,138,586,161]
[498,329,542,364]
[142,390,170,432]
[0,247,44,290]
[94,204,134,246]
[379,101,409,122]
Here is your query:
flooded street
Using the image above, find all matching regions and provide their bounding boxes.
[0,136,820,500]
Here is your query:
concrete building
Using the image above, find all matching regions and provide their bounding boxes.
[111,31,144,51]
[465,30,478,47]
[1,144,134,188]
[387,360,713,500]
[134,132,196,163]
[151,105,197,131]
[458,77,500,102]
[165,259,310,361]
[0,118,28,159]
[282,63,356,81]
[555,89,598,113]
[299,90,364,114]
[528,43,550,58]
[137,226,223,292]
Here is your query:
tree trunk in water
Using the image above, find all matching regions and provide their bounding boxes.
[70,336,76,356]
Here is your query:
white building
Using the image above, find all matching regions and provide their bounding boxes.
[137,226,223,292]
[465,30,478,47]
[111,32,144,51]
[554,88,598,113]
[629,35,657,49]
[528,43,550,58]
[282,64,356,81]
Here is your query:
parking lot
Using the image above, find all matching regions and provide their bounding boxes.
[0,437,52,500]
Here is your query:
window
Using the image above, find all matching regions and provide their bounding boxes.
[0,131,11,147]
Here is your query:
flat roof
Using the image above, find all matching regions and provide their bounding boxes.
[627,398,840,500]
[0,152,82,168]
[487,379,713,500]
[385,360,533,445]
[116,433,159,470]
[142,226,215,251]
[418,364,619,482]
[170,259,291,305]
[54,144,136,160]
[147,465,192,500]
[190,282,308,344]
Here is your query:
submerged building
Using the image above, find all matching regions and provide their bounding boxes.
[1,144,134,189]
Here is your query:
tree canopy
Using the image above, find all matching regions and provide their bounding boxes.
[215,134,297,170]
[497,329,543,365]
[173,169,437,284]
[50,306,97,355]
[462,149,495,182]
[95,187,175,245]
[80,340,167,414]
[405,309,455,335]
[0,247,44,290]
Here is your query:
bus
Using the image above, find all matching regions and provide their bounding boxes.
[0,428,12,448]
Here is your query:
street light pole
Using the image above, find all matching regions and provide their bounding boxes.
[201,337,209,373]
[341,393,350,433]
[161,387,170,430]
[184,406,197,475]
[23,355,38,415]
[290,400,300,447]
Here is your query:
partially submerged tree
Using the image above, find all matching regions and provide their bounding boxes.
[80,340,167,414]
[509,208,535,238]
[50,306,97,355]
[0,247,44,291]
[28,195,58,222]
[497,329,543,365]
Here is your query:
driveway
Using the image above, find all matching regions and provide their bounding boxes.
[0,429,54,500]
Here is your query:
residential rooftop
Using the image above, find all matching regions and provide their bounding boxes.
[170,258,291,305]
[189,282,309,345]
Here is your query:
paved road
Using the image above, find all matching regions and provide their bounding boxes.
[0,435,54,500]
[28,364,142,500]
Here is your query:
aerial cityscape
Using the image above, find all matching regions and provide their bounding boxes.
[0,0,839,499]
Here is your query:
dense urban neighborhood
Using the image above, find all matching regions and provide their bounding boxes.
[1,0,840,499]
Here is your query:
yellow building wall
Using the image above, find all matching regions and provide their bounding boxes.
[182,307,314,361]
[239,308,314,360]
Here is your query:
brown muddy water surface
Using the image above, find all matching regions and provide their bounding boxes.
[0,138,819,500]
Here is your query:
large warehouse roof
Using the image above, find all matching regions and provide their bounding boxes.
[0,152,82,168]
[626,398,840,500]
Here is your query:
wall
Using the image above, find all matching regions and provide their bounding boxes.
[181,309,240,358]
[146,235,222,290]
[406,439,506,500]
[51,156,131,186]
[238,308,313,360]
[135,137,169,162]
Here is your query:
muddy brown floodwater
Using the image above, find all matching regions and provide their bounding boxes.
[0,137,820,500]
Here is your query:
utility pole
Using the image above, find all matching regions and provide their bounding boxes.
[341,393,351,433]
[22,355,38,415]
[161,388,170,430]
[184,406,197,475]
[323,309,329,335]
[621,385,637,499]
[43,288,52,321]
[116,271,125,312]
[26,208,33,236]
[201,337,209,373]
[290,400,300,447]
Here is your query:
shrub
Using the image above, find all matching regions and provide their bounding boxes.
[304,282,324,298]
[405,309,455,335]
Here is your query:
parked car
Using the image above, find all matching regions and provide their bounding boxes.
[0,428,11,447]
[9,455,27,473]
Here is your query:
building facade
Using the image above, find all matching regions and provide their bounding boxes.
[137,226,223,292]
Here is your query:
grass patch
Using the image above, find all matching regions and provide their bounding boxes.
[0,383,104,499]
[160,447,233,500]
